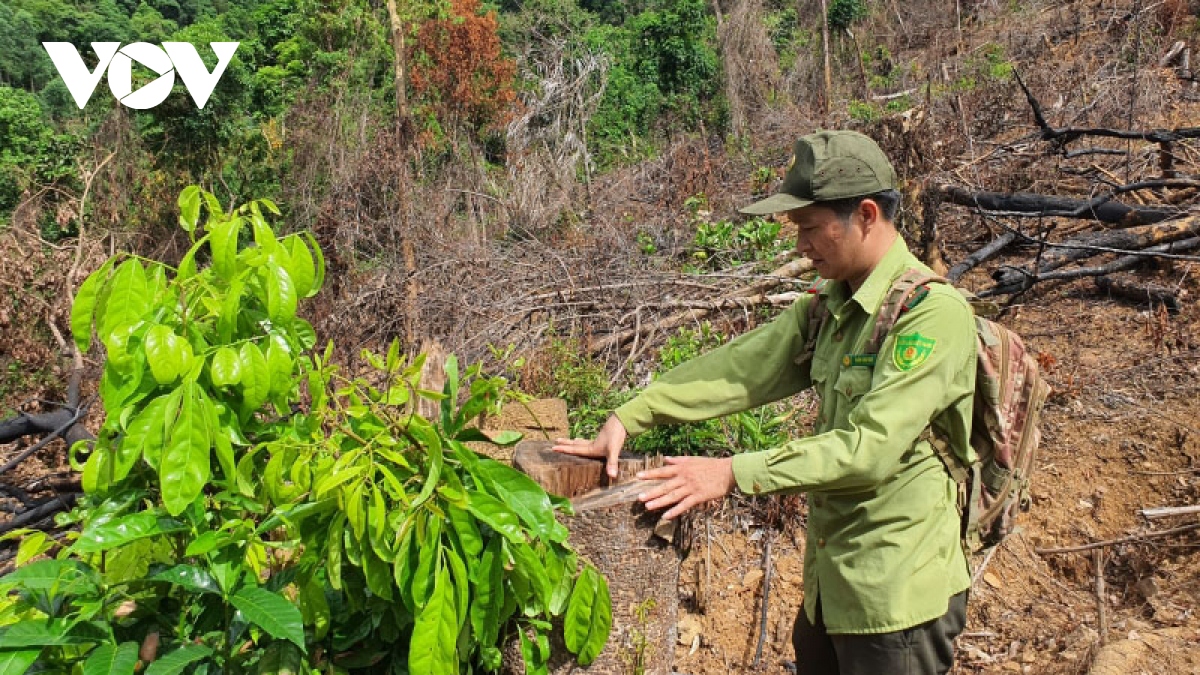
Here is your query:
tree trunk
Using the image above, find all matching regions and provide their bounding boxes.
[817,0,833,114]
[503,441,684,675]
[938,184,1177,226]
[385,0,408,120]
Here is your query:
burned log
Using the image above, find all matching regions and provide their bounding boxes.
[1094,276,1182,314]
[938,184,1178,226]
[989,216,1200,294]
[505,440,684,675]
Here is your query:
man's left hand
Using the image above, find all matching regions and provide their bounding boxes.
[636,456,736,521]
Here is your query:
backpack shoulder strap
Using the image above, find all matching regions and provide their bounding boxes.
[794,278,830,366]
[864,269,949,355]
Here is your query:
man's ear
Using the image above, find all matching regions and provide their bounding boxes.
[857,198,882,232]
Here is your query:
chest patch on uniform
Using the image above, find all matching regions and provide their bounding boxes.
[893,333,936,371]
[842,353,877,368]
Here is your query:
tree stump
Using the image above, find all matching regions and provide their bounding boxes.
[502,440,685,675]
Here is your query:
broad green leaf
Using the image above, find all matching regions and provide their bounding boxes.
[185,530,232,557]
[116,393,172,482]
[408,565,458,675]
[255,640,304,675]
[210,347,241,387]
[209,217,240,279]
[251,211,277,253]
[218,279,244,344]
[239,343,270,413]
[71,259,113,354]
[0,559,100,595]
[265,267,297,324]
[547,549,576,616]
[476,459,567,543]
[440,355,460,432]
[286,237,316,298]
[444,547,469,621]
[83,641,138,675]
[73,511,186,554]
[409,417,442,509]
[144,325,192,385]
[0,648,38,675]
[446,505,482,559]
[98,259,150,339]
[0,619,107,648]
[465,491,525,544]
[175,233,210,281]
[290,317,316,350]
[82,441,116,493]
[144,644,213,675]
[264,335,293,398]
[229,586,305,649]
[303,232,325,296]
[142,387,182,472]
[258,198,281,215]
[509,541,551,613]
[469,538,504,647]
[298,573,330,641]
[343,482,366,541]
[362,548,393,601]
[178,185,201,232]
[160,384,211,516]
[147,564,221,595]
[15,531,52,566]
[564,566,611,665]
[411,514,441,609]
[327,515,345,590]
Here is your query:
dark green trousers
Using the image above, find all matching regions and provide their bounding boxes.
[792,591,968,675]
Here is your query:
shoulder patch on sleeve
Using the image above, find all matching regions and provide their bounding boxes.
[893,333,936,371]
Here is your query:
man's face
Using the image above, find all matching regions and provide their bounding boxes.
[783,204,865,281]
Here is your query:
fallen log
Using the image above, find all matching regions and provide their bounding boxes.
[948,232,1018,282]
[938,184,1178,226]
[989,215,1200,294]
[978,236,1200,294]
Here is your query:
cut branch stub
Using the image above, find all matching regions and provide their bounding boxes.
[507,440,684,675]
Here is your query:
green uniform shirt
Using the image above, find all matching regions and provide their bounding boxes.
[615,237,976,634]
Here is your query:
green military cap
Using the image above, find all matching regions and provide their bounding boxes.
[739,130,898,215]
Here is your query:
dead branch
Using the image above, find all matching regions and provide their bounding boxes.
[587,257,813,354]
[1034,522,1200,555]
[0,494,80,536]
[985,235,1200,291]
[1016,70,1200,147]
[938,184,1179,226]
[636,291,801,312]
[1139,504,1200,520]
[1094,276,1182,314]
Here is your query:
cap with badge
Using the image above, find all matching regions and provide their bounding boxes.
[739,130,897,215]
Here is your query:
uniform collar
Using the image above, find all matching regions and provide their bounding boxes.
[819,236,914,321]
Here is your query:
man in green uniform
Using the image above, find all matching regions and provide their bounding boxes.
[553,131,975,675]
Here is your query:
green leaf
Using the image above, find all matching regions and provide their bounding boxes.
[258,198,281,216]
[440,355,460,432]
[409,417,443,509]
[469,538,504,647]
[408,565,458,675]
[509,541,551,613]
[71,259,113,354]
[83,641,139,675]
[465,491,525,544]
[326,515,345,590]
[144,644,213,675]
[210,347,241,387]
[0,649,38,675]
[229,587,306,649]
[218,279,244,344]
[265,267,297,324]
[144,324,192,385]
[476,460,567,544]
[286,237,316,299]
[98,259,150,339]
[239,343,271,413]
[362,548,393,601]
[15,531,52,566]
[264,335,293,398]
[0,619,107,648]
[148,564,221,595]
[298,572,331,642]
[303,232,325,296]
[116,394,171,482]
[255,640,304,675]
[160,383,211,516]
[564,566,611,665]
[446,505,482,559]
[73,511,186,554]
[209,217,240,279]
[0,559,100,595]
[411,514,441,609]
[178,186,201,232]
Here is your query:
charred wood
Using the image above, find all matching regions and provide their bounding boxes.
[938,184,1177,226]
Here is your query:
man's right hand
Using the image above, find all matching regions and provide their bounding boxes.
[552,414,627,479]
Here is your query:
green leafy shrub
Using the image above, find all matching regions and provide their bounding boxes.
[0,188,611,674]
[827,0,868,30]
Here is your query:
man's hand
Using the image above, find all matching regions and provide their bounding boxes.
[552,414,627,479]
[635,456,736,521]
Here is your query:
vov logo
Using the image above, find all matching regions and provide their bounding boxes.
[42,42,240,110]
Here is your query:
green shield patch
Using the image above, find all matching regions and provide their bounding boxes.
[893,333,936,371]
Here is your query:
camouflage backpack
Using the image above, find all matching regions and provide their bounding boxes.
[804,269,1051,552]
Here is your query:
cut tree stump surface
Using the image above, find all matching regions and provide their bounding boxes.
[504,440,684,675]
[468,398,570,463]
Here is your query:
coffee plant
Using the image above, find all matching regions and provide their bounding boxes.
[0,188,611,674]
